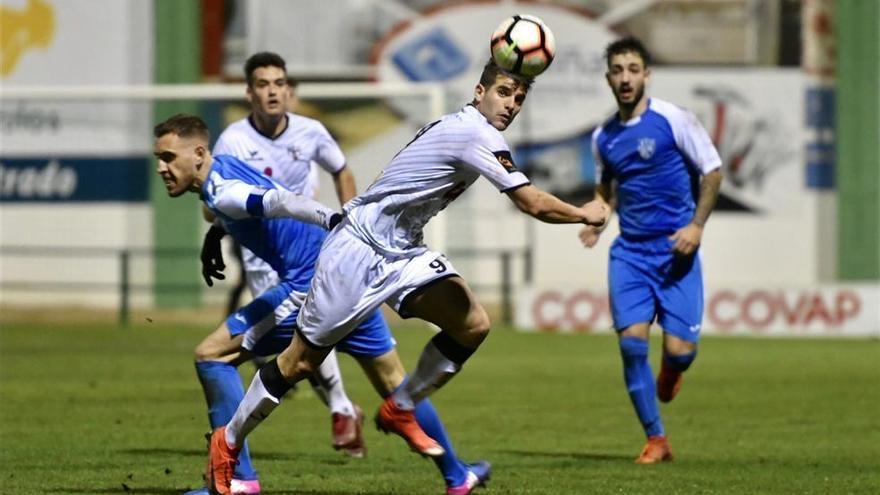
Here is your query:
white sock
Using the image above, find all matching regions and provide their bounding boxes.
[309,349,355,416]
[394,340,460,410]
[226,371,281,448]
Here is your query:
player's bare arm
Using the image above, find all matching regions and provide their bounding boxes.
[507,184,608,226]
[332,165,357,204]
[579,182,615,248]
[670,168,723,255]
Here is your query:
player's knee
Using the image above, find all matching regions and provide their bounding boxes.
[287,356,318,379]
[663,349,697,372]
[194,340,221,362]
[465,307,492,343]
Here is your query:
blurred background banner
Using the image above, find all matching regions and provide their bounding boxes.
[517,285,880,337]
[0,0,152,155]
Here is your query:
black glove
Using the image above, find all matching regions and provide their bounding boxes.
[200,224,227,287]
[328,212,343,230]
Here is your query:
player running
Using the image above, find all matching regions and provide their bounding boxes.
[207,61,609,493]
[154,114,490,495]
[580,36,723,463]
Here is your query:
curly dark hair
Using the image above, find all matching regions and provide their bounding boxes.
[604,36,651,68]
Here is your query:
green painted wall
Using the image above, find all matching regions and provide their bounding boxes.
[835,1,880,280]
[152,0,202,306]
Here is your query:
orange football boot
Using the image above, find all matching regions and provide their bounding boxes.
[207,427,240,495]
[635,435,674,464]
[375,396,444,457]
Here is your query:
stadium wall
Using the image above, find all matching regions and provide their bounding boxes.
[0,0,154,308]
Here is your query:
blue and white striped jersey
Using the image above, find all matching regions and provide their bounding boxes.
[592,97,721,238]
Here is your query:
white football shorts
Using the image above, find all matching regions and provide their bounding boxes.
[296,224,459,348]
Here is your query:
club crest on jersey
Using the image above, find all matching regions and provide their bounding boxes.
[637,138,656,160]
[493,150,518,173]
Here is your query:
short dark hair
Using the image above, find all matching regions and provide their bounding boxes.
[477,60,533,92]
[244,52,287,86]
[153,113,210,142]
[604,36,651,68]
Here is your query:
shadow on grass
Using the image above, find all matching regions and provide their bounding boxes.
[499,449,631,462]
[48,488,394,495]
[119,448,349,466]
[47,488,191,494]
[118,448,206,458]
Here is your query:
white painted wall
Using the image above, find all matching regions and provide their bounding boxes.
[0,204,154,307]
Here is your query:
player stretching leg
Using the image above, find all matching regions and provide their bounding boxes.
[153,114,491,495]
[209,61,609,493]
[580,37,723,464]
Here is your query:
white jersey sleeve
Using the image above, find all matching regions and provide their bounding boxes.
[312,122,346,174]
[653,98,722,175]
[591,126,609,184]
[207,173,269,220]
[459,126,529,192]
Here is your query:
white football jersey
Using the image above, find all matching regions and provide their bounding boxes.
[213,112,346,195]
[345,105,529,257]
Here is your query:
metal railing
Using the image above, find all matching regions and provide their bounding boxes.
[1,245,531,326]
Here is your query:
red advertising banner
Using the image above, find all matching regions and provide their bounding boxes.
[518,285,880,338]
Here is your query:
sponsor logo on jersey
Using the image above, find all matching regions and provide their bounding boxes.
[637,138,656,160]
[287,147,300,160]
[493,150,518,173]
[246,150,263,161]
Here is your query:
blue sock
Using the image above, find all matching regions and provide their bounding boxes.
[391,380,467,487]
[195,361,258,481]
[415,399,469,487]
[619,337,664,438]
[663,350,697,372]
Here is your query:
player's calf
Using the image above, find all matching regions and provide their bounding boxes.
[657,351,696,403]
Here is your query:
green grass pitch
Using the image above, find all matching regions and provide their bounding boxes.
[0,320,877,494]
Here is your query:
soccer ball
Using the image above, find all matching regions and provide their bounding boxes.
[490,15,556,78]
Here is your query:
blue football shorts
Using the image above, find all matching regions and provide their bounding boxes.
[608,235,704,342]
[226,278,395,358]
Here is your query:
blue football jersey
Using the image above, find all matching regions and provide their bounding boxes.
[592,98,721,237]
[201,154,326,290]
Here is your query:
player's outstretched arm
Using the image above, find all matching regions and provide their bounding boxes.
[262,188,341,230]
[670,168,723,255]
[507,184,608,226]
